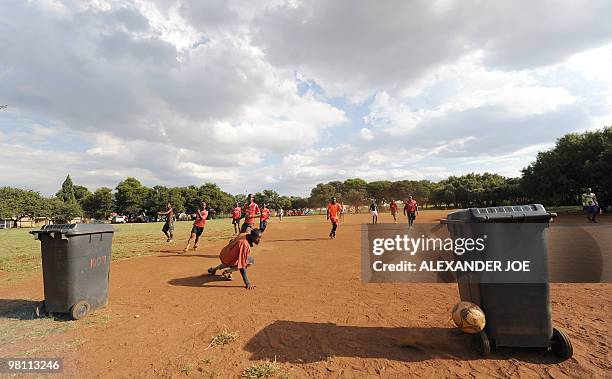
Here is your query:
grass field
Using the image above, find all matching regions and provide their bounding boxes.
[0,216,328,284]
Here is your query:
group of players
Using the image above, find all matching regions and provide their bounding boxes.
[157,194,420,290]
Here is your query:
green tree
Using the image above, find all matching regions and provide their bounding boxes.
[182,185,201,214]
[199,183,234,212]
[49,197,82,223]
[56,175,77,204]
[276,196,292,210]
[366,181,392,203]
[82,187,114,220]
[234,194,247,207]
[114,177,149,217]
[73,185,91,203]
[309,183,337,207]
[52,175,83,221]
[522,127,611,206]
[290,196,309,209]
[342,178,368,210]
[0,187,47,226]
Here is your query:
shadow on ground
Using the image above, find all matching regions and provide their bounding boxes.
[265,238,330,243]
[0,299,72,321]
[157,253,218,258]
[168,274,243,289]
[244,321,565,364]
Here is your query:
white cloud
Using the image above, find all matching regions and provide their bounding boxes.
[1,0,611,196]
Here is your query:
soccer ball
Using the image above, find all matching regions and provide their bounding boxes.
[221,269,233,280]
[451,301,486,334]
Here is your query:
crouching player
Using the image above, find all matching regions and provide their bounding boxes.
[207,229,262,290]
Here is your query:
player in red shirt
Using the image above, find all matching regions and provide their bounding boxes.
[240,194,261,233]
[231,202,242,234]
[259,203,271,233]
[207,229,262,290]
[327,197,342,239]
[390,199,398,223]
[184,201,208,252]
[403,196,419,227]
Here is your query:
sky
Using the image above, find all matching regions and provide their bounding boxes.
[1,0,611,196]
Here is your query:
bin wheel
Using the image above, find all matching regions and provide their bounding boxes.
[473,330,491,356]
[551,328,573,360]
[70,301,90,320]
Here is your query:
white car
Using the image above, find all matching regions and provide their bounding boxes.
[111,215,127,224]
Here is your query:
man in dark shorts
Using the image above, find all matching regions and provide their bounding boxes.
[231,202,242,234]
[240,194,261,233]
[184,201,208,252]
[582,188,599,223]
[369,199,379,224]
[158,202,174,242]
[259,203,271,233]
[404,196,418,227]
[327,197,342,239]
[207,229,262,290]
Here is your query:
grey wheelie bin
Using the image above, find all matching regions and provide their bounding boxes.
[30,224,114,320]
[442,204,573,359]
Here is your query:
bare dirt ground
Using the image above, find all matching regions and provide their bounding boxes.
[1,211,611,378]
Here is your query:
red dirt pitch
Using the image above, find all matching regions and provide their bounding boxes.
[1,211,611,378]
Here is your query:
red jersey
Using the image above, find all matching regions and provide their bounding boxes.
[232,207,242,220]
[390,203,398,213]
[193,209,208,227]
[243,202,260,225]
[404,200,418,213]
[260,208,270,221]
[219,234,251,269]
[327,203,342,221]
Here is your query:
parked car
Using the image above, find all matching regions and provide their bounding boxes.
[111,215,127,224]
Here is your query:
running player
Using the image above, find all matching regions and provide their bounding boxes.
[259,203,271,233]
[340,202,346,222]
[207,229,261,290]
[231,202,242,234]
[404,196,418,227]
[184,201,208,252]
[158,202,174,242]
[327,197,342,239]
[582,188,599,223]
[390,199,398,223]
[240,194,261,233]
[370,199,378,224]
[278,207,284,222]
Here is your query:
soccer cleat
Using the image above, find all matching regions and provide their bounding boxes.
[207,267,216,276]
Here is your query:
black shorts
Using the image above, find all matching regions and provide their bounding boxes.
[232,218,240,225]
[259,220,268,231]
[240,223,254,233]
[408,212,416,221]
[162,222,174,233]
[191,226,204,236]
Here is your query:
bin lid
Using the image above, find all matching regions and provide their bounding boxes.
[30,223,114,236]
[446,204,554,223]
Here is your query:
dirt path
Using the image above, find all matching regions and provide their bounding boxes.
[1,211,611,378]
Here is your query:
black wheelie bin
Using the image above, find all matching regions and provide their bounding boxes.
[442,204,573,359]
[30,224,114,320]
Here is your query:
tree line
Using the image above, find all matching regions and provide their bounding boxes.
[0,127,609,224]
[309,127,610,210]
